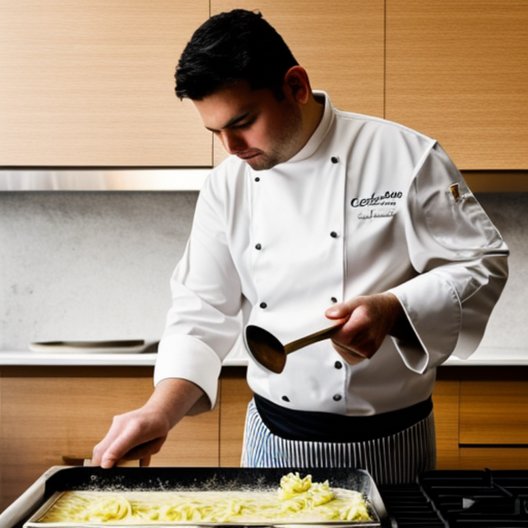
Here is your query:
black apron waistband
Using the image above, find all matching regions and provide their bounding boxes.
[253,393,433,443]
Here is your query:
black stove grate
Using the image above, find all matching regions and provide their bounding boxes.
[418,469,528,527]
[379,484,445,527]
[380,470,528,527]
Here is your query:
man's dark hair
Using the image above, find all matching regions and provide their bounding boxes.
[175,9,299,101]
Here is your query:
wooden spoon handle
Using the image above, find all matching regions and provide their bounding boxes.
[283,318,348,354]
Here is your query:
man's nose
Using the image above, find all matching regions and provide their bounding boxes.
[220,131,246,154]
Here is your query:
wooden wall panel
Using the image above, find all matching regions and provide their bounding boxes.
[0,0,212,166]
[386,0,528,170]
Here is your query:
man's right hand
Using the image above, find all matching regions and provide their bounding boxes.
[91,406,171,468]
[91,377,206,468]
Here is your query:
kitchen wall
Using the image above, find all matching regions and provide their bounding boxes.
[0,191,526,355]
[0,192,198,349]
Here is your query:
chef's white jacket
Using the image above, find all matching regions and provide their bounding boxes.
[155,91,508,417]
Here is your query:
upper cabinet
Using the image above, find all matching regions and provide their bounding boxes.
[1,1,526,176]
[385,0,528,170]
[0,0,212,167]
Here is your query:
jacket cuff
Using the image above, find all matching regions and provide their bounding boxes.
[154,334,222,409]
[388,273,461,373]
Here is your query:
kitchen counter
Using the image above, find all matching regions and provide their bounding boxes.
[0,345,526,366]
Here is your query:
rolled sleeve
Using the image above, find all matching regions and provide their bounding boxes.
[389,273,461,372]
[154,334,222,409]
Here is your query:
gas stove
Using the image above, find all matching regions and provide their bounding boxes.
[380,469,528,527]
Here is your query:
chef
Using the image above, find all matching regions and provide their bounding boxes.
[92,9,509,484]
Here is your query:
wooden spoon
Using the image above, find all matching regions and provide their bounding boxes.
[245,318,348,374]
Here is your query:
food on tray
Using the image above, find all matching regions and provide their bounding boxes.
[34,472,372,524]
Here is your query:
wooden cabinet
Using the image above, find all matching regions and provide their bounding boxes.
[0,366,219,512]
[437,367,528,471]
[458,375,528,470]
[0,0,212,166]
[2,365,528,511]
[431,380,460,469]
[459,447,528,470]
[460,380,528,445]
[385,0,528,171]
[1,1,526,176]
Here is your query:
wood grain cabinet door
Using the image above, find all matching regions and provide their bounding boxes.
[0,0,212,166]
[460,380,528,445]
[385,0,528,170]
[459,379,528,470]
[432,380,460,469]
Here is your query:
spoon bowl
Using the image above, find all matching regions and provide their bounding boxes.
[245,318,348,373]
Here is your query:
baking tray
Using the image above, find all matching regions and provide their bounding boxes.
[21,467,391,528]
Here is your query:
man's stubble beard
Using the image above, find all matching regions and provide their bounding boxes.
[246,103,304,171]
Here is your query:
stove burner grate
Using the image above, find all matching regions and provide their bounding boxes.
[418,469,528,527]
[378,484,445,527]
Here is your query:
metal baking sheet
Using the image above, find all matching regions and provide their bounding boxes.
[21,467,390,528]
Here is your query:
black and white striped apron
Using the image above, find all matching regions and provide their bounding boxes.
[241,399,436,485]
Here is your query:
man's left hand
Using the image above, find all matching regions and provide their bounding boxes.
[325,293,405,364]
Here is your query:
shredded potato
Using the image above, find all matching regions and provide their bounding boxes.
[35,472,372,524]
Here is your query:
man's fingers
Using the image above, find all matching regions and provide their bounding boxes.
[325,299,357,319]
[121,437,167,461]
[92,410,170,469]
[92,414,143,468]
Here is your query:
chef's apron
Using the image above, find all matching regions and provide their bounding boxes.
[241,398,436,485]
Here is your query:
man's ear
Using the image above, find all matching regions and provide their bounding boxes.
[283,66,312,104]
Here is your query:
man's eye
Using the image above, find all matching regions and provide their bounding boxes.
[232,118,255,130]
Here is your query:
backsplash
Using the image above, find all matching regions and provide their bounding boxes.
[0,191,526,355]
[0,192,198,349]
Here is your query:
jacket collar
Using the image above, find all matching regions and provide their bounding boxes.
[287,91,335,164]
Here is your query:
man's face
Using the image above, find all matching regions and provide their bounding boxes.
[193,81,304,171]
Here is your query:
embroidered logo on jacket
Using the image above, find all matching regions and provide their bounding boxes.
[351,191,403,219]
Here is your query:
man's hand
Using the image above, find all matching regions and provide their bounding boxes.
[325,292,410,364]
[91,378,205,468]
[91,407,170,469]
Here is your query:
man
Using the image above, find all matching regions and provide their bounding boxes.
[92,10,508,484]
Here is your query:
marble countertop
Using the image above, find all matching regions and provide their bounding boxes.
[0,351,244,367]
[0,346,526,367]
